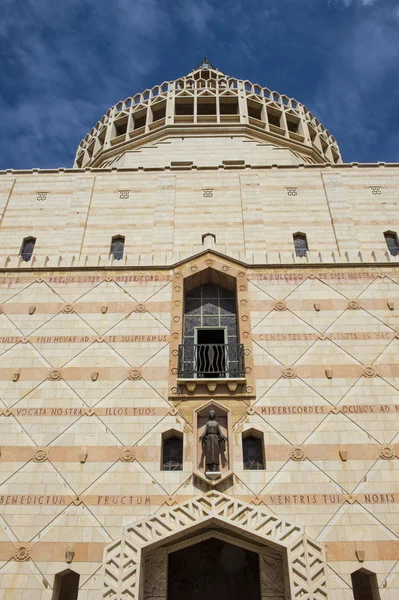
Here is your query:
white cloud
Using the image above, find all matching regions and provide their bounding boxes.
[330,0,380,6]
[178,0,217,35]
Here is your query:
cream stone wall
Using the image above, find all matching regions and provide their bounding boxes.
[0,258,398,598]
[0,164,399,261]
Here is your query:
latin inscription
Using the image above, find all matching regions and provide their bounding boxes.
[11,407,165,417]
[0,493,397,506]
[255,332,393,341]
[4,405,399,418]
[0,334,169,344]
[251,272,379,282]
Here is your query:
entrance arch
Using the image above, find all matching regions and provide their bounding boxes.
[103,490,329,600]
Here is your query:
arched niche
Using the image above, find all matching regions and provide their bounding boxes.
[194,399,232,485]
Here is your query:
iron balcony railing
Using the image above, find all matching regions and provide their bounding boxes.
[178,342,245,379]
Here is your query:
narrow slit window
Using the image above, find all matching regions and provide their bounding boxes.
[20,237,36,262]
[384,231,399,256]
[293,232,308,257]
[162,434,183,471]
[243,434,264,470]
[110,235,125,261]
[52,569,80,600]
[351,569,380,600]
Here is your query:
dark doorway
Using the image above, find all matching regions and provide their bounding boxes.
[167,537,261,600]
[351,569,380,600]
[196,328,226,378]
[52,569,80,600]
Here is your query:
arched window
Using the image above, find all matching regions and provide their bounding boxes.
[242,431,265,470]
[162,431,183,471]
[201,232,216,248]
[384,231,399,256]
[293,232,308,257]
[351,568,380,600]
[20,237,36,262]
[110,235,125,261]
[52,569,80,600]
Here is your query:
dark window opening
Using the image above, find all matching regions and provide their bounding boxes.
[98,129,106,147]
[52,569,80,600]
[247,102,262,120]
[351,569,380,600]
[20,237,36,262]
[308,126,317,142]
[384,231,399,256]
[243,434,264,470]
[287,118,299,134]
[320,137,328,153]
[196,328,226,378]
[197,101,216,115]
[175,100,194,115]
[293,232,308,257]
[133,113,146,129]
[162,434,183,471]
[152,105,166,122]
[87,142,95,158]
[110,235,125,261]
[267,110,281,128]
[114,119,127,137]
[219,100,238,115]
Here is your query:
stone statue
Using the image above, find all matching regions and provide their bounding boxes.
[199,409,227,472]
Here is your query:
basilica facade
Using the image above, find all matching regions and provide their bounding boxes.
[0,60,398,599]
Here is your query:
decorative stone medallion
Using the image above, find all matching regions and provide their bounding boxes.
[274,301,287,311]
[291,447,306,461]
[49,369,62,381]
[348,300,360,310]
[62,304,74,313]
[135,303,146,313]
[14,546,30,562]
[363,366,376,378]
[33,448,48,462]
[282,367,296,379]
[121,448,135,462]
[380,445,395,460]
[128,368,142,380]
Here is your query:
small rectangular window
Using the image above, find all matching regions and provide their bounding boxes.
[293,232,308,257]
[243,433,264,470]
[162,434,183,471]
[110,236,125,261]
[384,231,399,256]
[20,237,36,262]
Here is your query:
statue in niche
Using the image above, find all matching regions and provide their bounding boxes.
[199,409,227,472]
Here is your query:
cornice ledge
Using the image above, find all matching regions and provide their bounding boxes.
[0,248,398,273]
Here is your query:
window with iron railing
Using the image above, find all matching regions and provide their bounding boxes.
[178,282,244,378]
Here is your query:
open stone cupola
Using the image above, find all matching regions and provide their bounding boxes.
[75,60,341,169]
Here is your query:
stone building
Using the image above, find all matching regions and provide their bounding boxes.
[0,59,399,599]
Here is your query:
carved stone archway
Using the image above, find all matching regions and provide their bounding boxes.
[103,490,330,599]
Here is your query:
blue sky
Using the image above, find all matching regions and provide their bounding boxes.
[1,0,399,169]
